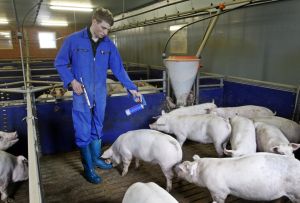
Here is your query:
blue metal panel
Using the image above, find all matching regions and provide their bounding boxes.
[36,101,76,155]
[0,105,27,156]
[199,88,224,107]
[223,81,296,118]
[2,78,297,155]
[198,78,224,106]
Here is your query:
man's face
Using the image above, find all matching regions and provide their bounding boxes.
[91,19,111,39]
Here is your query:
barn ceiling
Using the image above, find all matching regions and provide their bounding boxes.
[0,0,161,27]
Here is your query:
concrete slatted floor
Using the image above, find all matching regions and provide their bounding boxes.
[12,141,291,203]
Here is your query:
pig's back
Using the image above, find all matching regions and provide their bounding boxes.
[175,114,230,143]
[212,105,274,119]
[168,103,216,116]
[119,129,182,163]
[255,122,290,152]
[253,116,300,143]
[201,153,300,199]
[122,182,178,203]
[122,129,177,144]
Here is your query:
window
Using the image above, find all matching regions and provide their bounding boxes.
[110,34,117,47]
[38,32,56,49]
[169,24,187,54]
[0,31,13,49]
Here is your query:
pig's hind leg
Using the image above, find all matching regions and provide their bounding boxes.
[287,195,300,203]
[161,167,174,192]
[212,135,229,157]
[176,135,187,147]
[212,141,225,157]
[135,158,140,169]
[0,185,8,202]
[210,189,227,203]
[121,153,133,176]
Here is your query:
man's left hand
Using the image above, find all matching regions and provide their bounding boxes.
[129,90,143,103]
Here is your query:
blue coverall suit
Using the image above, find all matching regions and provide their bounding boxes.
[54,28,137,147]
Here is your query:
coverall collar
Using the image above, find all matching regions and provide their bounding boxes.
[82,27,109,42]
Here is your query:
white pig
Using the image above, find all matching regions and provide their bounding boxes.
[209,105,275,119]
[37,93,54,100]
[0,151,28,202]
[106,78,125,95]
[50,87,66,97]
[167,102,217,116]
[122,182,178,203]
[175,153,300,203]
[0,131,18,151]
[255,122,300,157]
[150,114,231,156]
[101,129,182,191]
[253,116,300,143]
[224,116,256,157]
[63,90,73,97]
[156,102,216,119]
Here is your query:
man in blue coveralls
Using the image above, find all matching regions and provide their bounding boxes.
[54,7,142,184]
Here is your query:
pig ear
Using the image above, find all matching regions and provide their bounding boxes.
[101,147,113,159]
[161,110,166,115]
[189,163,198,176]
[156,117,166,125]
[289,143,300,151]
[152,115,161,120]
[192,154,200,160]
[211,99,215,104]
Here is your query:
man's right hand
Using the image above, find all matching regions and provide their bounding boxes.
[71,79,83,95]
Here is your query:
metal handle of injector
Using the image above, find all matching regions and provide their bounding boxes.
[80,77,92,109]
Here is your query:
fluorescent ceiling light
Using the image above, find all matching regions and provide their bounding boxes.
[40,21,68,27]
[50,6,93,12]
[0,20,9,24]
[50,2,93,12]
[0,32,10,35]
[169,24,186,31]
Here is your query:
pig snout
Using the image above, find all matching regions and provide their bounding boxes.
[0,131,19,150]
[8,132,18,140]
[174,164,182,177]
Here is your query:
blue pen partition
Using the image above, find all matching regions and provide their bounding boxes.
[222,81,296,118]
[36,101,76,154]
[198,80,296,119]
[199,87,224,107]
[1,76,298,156]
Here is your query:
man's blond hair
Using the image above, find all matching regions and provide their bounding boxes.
[92,7,114,26]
